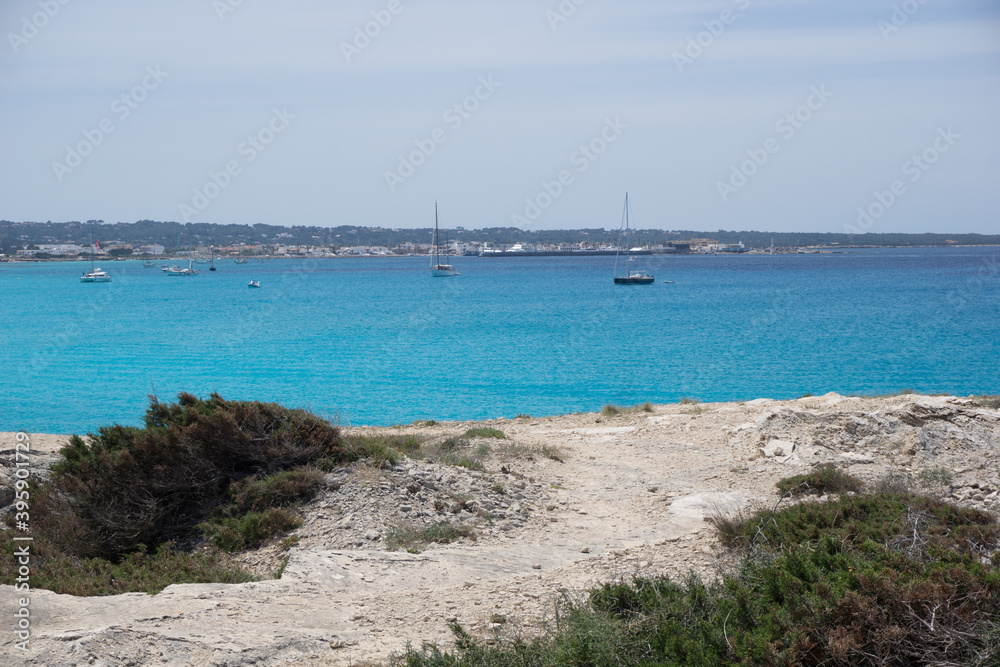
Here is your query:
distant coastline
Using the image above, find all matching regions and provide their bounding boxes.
[3,220,1000,262]
[3,244,997,263]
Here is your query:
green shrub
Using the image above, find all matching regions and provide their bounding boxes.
[342,435,403,468]
[775,463,865,496]
[226,469,324,514]
[917,467,954,489]
[45,393,342,559]
[0,536,253,596]
[464,427,506,439]
[719,491,999,559]
[3,394,344,596]
[199,507,302,552]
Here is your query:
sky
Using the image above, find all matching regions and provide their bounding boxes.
[1,0,998,234]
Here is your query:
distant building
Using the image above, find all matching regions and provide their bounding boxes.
[37,244,86,256]
[134,244,165,255]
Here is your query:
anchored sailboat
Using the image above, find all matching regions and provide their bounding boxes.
[430,202,458,277]
[613,193,654,285]
[165,257,200,276]
[80,224,112,283]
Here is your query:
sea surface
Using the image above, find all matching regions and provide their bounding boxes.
[2,247,998,434]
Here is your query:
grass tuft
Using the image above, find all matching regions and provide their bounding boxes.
[464,427,506,439]
[386,521,476,551]
[975,395,1000,410]
[602,403,654,416]
[420,436,487,471]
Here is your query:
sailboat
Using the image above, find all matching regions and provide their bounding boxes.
[166,257,200,276]
[80,225,112,283]
[165,232,200,276]
[430,202,458,277]
[209,247,217,271]
[613,193,654,285]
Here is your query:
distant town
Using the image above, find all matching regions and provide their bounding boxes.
[2,219,997,260]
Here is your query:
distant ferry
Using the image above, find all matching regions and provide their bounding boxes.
[479,247,683,257]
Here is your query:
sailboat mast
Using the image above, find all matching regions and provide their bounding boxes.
[625,193,630,261]
[434,202,440,266]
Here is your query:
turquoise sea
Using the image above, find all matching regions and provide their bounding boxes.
[2,247,998,434]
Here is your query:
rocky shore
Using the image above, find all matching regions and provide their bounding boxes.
[2,393,998,666]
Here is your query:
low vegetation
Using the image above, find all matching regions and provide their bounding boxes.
[1,393,363,595]
[420,436,490,471]
[975,395,1000,410]
[464,427,506,440]
[0,539,254,597]
[495,442,565,463]
[386,520,476,552]
[774,463,865,496]
[601,402,654,416]
[396,483,1000,667]
[917,466,955,489]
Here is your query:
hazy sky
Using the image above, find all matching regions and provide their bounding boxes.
[2,0,998,233]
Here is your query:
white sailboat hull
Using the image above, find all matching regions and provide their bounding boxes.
[80,268,112,282]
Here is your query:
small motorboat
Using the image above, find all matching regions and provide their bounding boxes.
[248,280,261,288]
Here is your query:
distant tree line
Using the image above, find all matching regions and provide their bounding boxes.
[1,219,998,254]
